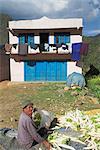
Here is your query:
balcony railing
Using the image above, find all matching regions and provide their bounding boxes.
[5,43,72,55]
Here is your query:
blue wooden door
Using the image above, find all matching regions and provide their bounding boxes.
[47,62,57,81]
[35,61,47,81]
[24,61,36,81]
[56,62,67,81]
[24,61,67,81]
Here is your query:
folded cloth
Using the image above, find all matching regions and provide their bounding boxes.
[71,43,82,61]
[56,43,61,48]
[80,43,89,55]
[71,51,80,61]
[30,43,38,50]
[18,44,28,55]
[72,43,82,51]
[44,43,49,51]
[5,43,12,53]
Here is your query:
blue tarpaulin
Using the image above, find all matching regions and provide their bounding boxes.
[71,43,82,61]
[67,72,86,88]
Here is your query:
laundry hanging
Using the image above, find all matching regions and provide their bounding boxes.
[80,43,89,55]
[71,43,82,61]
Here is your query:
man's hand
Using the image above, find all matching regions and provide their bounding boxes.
[43,140,51,150]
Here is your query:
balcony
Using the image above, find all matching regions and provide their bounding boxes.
[4,43,72,61]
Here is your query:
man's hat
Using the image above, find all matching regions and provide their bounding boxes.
[21,100,33,109]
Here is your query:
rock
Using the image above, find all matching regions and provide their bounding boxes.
[71,91,79,96]
[89,97,99,104]
[58,127,82,138]
[0,119,4,122]
[69,140,86,150]
[64,87,70,91]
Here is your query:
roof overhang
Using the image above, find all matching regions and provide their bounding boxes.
[9,16,83,30]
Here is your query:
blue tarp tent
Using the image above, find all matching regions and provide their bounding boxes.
[67,72,86,88]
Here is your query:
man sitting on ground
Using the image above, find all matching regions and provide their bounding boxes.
[17,100,51,150]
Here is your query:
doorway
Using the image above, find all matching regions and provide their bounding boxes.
[40,33,49,51]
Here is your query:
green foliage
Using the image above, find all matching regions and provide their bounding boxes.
[87,76,100,99]
[82,35,100,72]
[33,112,41,127]
[0,13,12,44]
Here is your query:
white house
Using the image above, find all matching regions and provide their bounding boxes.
[7,16,84,81]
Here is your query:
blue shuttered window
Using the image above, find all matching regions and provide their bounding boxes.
[27,34,34,45]
[18,34,34,44]
[19,34,25,44]
[54,32,70,44]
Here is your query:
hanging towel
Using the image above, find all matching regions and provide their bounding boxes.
[80,43,89,55]
[5,43,12,53]
[71,43,82,61]
[30,43,38,50]
[18,44,28,55]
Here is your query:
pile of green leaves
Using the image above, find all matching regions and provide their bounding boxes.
[33,112,42,127]
[48,110,100,150]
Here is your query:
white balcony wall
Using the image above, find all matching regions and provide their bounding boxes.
[67,61,82,76]
[49,36,54,44]
[9,32,18,44]
[10,59,24,81]
[34,36,40,44]
[70,35,82,44]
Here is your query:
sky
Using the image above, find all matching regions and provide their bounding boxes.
[0,0,100,36]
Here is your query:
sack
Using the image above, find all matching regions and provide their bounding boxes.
[32,109,54,129]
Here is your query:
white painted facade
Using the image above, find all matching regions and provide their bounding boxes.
[67,62,82,77]
[10,59,24,81]
[9,16,83,81]
[9,32,18,44]
[10,60,82,81]
[70,35,82,44]
[49,36,54,44]
[34,36,40,44]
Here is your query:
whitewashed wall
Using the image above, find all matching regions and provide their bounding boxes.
[9,32,18,44]
[34,36,40,44]
[49,35,54,44]
[9,31,82,45]
[67,61,82,76]
[70,35,82,43]
[10,59,24,81]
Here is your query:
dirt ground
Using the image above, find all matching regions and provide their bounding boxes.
[0,81,100,129]
[0,81,42,129]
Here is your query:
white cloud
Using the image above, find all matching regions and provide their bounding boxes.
[30,0,69,14]
[88,29,100,34]
[0,0,100,35]
[87,0,100,19]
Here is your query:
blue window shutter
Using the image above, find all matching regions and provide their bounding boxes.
[54,33,70,44]
[66,35,70,43]
[64,35,66,43]
[19,35,25,44]
[28,34,34,45]
[54,35,56,44]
